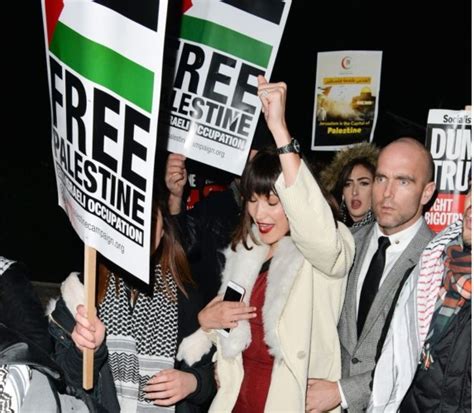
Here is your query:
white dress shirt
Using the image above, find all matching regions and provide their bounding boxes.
[355,217,423,313]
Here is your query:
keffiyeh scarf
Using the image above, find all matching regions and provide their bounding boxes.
[99,265,179,413]
[341,201,375,229]
[421,236,471,369]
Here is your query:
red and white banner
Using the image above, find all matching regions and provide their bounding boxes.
[425,109,471,233]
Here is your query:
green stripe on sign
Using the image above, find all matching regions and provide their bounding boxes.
[50,22,154,113]
[181,15,272,68]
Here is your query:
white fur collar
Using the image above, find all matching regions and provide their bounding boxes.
[45,272,84,317]
[178,231,304,365]
[219,233,304,360]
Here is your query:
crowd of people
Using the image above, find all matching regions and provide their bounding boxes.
[1,76,470,413]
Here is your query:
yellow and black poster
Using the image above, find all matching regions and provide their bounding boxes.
[312,51,382,150]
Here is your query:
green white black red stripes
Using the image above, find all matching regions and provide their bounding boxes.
[180,15,272,68]
[49,22,153,112]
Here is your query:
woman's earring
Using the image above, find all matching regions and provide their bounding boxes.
[340,199,348,223]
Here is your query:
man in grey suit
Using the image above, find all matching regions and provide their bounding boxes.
[306,137,436,412]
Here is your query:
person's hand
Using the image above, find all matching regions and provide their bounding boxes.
[144,369,197,406]
[165,153,187,214]
[198,295,257,332]
[257,75,297,185]
[257,75,288,140]
[306,379,341,412]
[71,304,106,352]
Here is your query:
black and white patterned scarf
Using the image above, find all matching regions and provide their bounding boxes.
[0,257,15,278]
[99,265,179,413]
[340,202,376,229]
[1,257,31,413]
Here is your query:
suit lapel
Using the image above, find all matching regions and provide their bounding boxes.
[357,221,434,345]
[343,224,375,350]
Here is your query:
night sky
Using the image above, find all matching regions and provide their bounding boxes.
[1,0,470,282]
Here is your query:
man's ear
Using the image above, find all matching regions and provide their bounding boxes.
[421,181,436,205]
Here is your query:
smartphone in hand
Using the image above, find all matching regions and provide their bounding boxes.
[217,281,245,337]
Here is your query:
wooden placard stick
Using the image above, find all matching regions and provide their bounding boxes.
[83,245,97,390]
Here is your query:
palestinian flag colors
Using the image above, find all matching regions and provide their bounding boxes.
[41,0,168,283]
[44,0,164,112]
[163,1,292,175]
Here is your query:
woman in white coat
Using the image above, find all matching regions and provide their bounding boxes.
[177,76,355,412]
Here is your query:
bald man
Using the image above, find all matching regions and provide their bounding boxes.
[306,138,436,412]
[370,185,471,412]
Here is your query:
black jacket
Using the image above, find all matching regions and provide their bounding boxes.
[400,302,471,412]
[0,322,107,412]
[49,276,216,413]
[0,260,106,412]
[0,261,52,352]
[49,297,120,412]
[175,187,240,304]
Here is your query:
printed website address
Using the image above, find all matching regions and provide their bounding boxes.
[72,208,125,254]
[170,134,225,159]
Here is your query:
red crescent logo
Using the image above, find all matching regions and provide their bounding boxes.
[341,56,352,70]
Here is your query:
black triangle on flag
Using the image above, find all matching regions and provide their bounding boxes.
[220,0,285,25]
[93,0,159,31]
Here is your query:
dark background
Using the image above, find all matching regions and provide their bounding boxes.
[0,0,471,282]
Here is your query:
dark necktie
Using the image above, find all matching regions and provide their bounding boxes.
[357,236,391,337]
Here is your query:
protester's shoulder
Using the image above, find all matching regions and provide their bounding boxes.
[198,188,235,207]
[0,260,35,293]
[425,219,463,249]
[191,189,239,217]
[433,219,462,240]
[419,218,436,239]
[1,258,29,278]
[351,222,374,242]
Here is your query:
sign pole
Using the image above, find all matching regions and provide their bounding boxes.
[83,245,97,390]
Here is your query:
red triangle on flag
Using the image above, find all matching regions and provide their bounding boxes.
[44,0,64,46]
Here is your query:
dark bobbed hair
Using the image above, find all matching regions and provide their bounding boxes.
[97,183,193,304]
[334,157,376,203]
[231,146,338,251]
[231,146,281,251]
[240,147,282,202]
